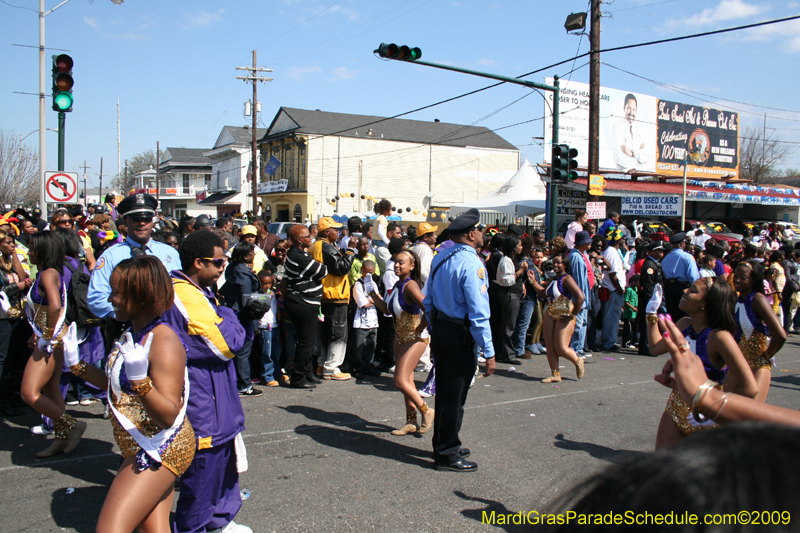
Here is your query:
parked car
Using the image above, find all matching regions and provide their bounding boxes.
[268,221,299,239]
[663,218,740,245]
[704,221,743,242]
[634,220,673,242]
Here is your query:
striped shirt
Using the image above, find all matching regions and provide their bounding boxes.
[286,246,327,305]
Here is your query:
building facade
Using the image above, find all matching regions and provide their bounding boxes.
[157,148,213,219]
[201,126,263,217]
[257,107,520,223]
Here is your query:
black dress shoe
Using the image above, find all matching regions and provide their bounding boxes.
[306,374,323,384]
[290,383,317,389]
[497,358,522,365]
[364,366,382,376]
[0,403,22,417]
[459,448,471,459]
[434,458,478,472]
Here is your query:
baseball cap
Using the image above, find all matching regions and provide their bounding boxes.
[417,222,438,236]
[318,217,343,232]
[242,225,258,236]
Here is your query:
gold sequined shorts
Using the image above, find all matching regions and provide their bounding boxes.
[547,296,574,321]
[740,331,771,371]
[665,389,720,436]
[110,394,196,477]
[395,311,429,346]
[30,303,67,348]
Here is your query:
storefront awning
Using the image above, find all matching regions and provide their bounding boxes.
[198,192,238,205]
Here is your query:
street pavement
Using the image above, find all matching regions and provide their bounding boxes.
[2,336,800,533]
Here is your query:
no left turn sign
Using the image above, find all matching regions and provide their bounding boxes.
[45,171,78,203]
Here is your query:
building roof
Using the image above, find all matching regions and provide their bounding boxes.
[213,126,265,149]
[161,148,213,166]
[262,107,518,151]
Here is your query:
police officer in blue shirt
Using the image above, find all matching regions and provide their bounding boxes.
[88,193,181,324]
[660,232,699,321]
[423,208,494,473]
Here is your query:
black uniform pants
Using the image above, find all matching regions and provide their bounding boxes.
[432,319,477,465]
[664,280,689,322]
[284,294,318,386]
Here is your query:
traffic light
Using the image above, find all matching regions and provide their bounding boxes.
[567,146,579,181]
[551,144,570,182]
[374,43,422,61]
[52,54,74,112]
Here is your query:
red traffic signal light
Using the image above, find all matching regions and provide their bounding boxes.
[374,43,422,61]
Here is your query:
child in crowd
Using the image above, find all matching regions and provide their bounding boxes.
[699,252,717,278]
[622,274,639,349]
[254,269,283,387]
[352,260,381,377]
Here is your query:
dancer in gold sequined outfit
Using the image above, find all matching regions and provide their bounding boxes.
[732,260,787,402]
[527,255,586,383]
[68,256,194,532]
[20,231,87,457]
[371,249,434,435]
[646,277,757,449]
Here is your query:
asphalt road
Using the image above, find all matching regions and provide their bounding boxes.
[2,337,800,533]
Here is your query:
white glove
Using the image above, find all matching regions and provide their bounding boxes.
[646,283,663,315]
[37,337,56,355]
[0,291,10,313]
[115,332,153,382]
[62,323,80,368]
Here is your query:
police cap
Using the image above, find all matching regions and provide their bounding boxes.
[449,208,480,235]
[669,232,687,244]
[118,193,157,218]
[647,240,667,252]
[507,223,523,236]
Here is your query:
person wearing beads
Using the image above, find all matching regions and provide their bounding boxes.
[645,278,758,449]
[370,249,435,435]
[526,254,586,383]
[732,260,787,402]
[20,231,88,457]
[64,255,195,533]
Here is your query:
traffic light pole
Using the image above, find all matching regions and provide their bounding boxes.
[57,112,65,171]
[383,58,560,238]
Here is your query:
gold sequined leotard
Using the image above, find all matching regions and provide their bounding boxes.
[107,325,195,476]
[546,275,574,320]
[735,292,772,371]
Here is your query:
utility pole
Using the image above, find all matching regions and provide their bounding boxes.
[236,51,273,219]
[124,159,128,194]
[587,0,602,179]
[155,141,160,204]
[117,97,121,183]
[98,157,104,204]
[80,160,90,207]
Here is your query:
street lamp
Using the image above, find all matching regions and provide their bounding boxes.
[36,0,123,213]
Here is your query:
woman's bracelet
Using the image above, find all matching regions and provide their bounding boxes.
[709,392,731,421]
[69,361,87,376]
[130,377,153,397]
[691,380,717,423]
[646,314,658,325]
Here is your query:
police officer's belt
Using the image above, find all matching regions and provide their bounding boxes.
[665,278,690,285]
[435,313,467,325]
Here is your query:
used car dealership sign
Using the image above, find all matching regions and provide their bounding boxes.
[621,195,682,217]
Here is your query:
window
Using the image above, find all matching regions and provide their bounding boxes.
[182,174,190,194]
[205,174,212,188]
[293,204,302,222]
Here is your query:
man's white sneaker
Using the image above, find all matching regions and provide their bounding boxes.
[31,424,52,436]
[536,343,547,353]
[419,390,432,398]
[527,344,541,355]
[477,356,486,363]
[221,521,253,533]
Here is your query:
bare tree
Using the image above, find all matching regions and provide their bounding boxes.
[0,131,40,207]
[110,148,160,190]
[739,126,797,183]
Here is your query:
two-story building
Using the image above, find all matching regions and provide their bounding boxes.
[157,148,213,219]
[201,126,263,218]
[257,107,520,223]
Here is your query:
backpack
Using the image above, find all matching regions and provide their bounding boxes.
[64,260,99,327]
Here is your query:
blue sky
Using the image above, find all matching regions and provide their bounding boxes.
[2,0,800,189]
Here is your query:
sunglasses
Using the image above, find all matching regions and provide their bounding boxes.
[202,257,227,268]
[127,215,153,224]
[57,219,74,226]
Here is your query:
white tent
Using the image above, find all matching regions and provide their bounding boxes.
[450,159,547,216]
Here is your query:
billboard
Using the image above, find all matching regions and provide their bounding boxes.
[543,79,739,179]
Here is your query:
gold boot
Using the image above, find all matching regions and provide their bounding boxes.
[542,369,562,383]
[391,410,419,435]
[37,413,78,458]
[418,403,435,434]
[574,358,585,379]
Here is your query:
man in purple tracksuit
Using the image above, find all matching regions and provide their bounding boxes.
[163,231,252,533]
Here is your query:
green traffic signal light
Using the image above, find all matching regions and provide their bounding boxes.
[374,43,422,61]
[552,144,570,182]
[568,147,579,181]
[52,54,74,112]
